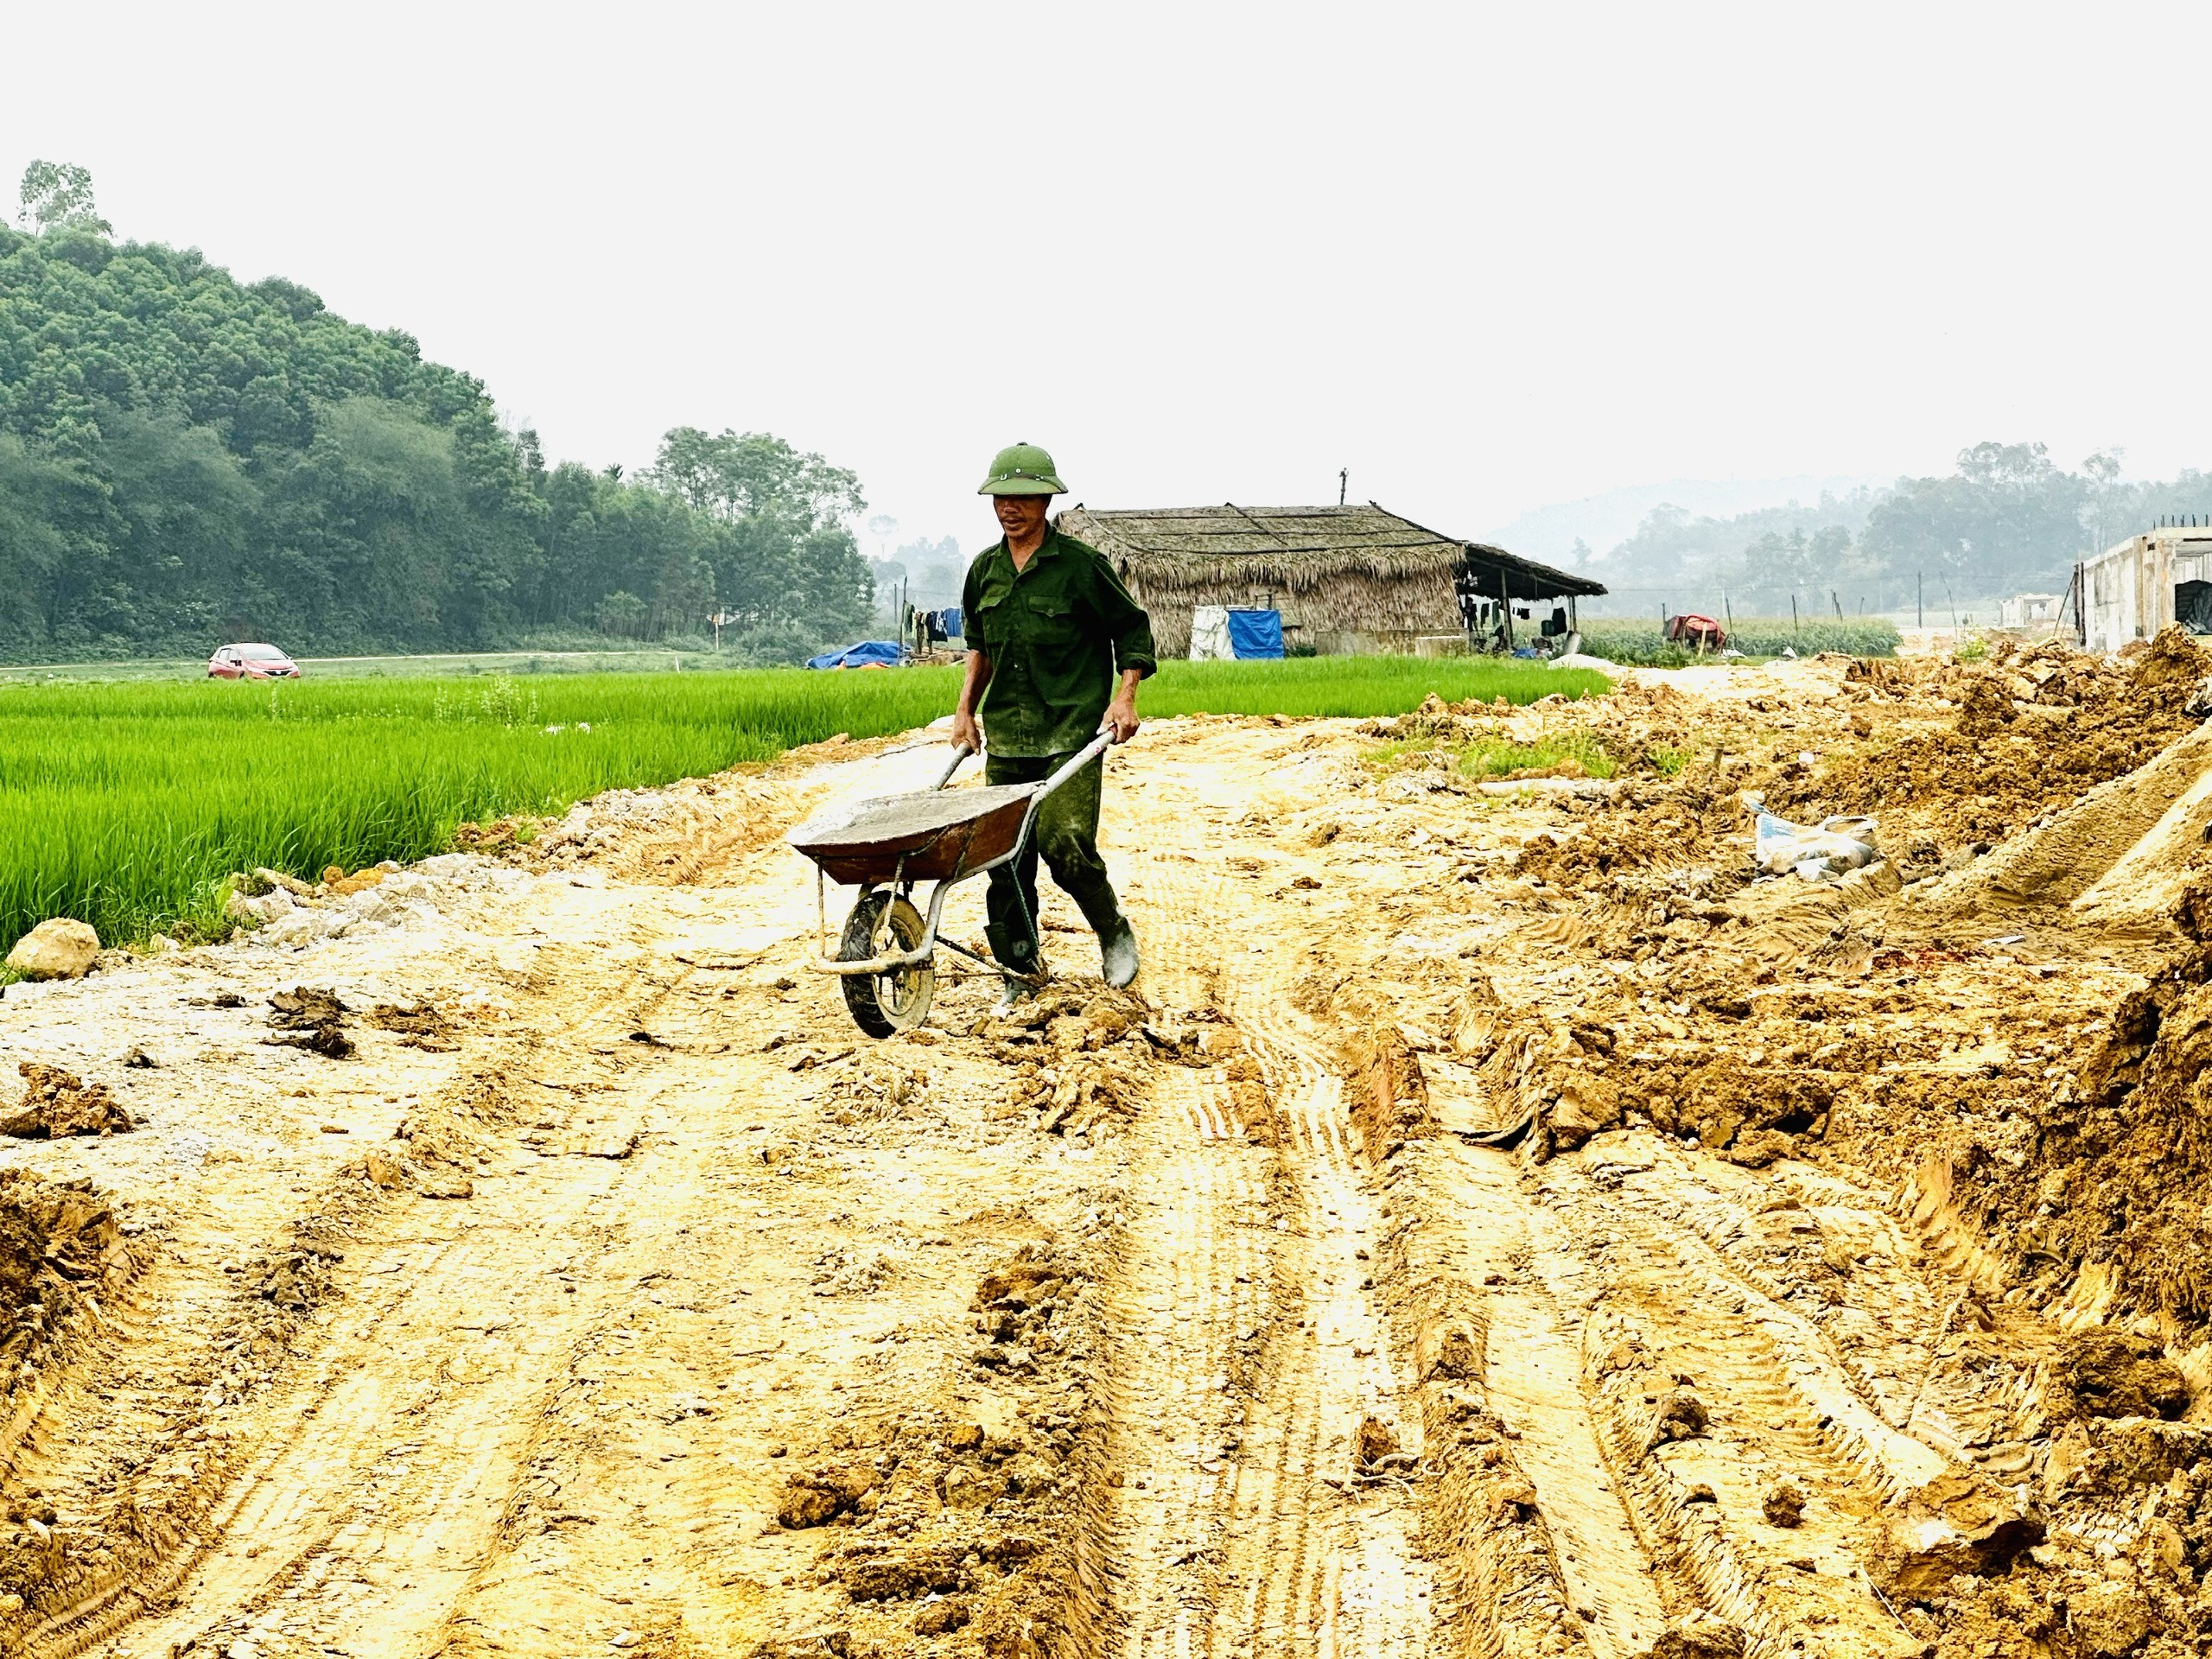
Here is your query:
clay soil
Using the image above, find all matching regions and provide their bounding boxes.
[9,639,2212,1659]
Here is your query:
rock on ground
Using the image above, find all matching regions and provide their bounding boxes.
[5,918,99,980]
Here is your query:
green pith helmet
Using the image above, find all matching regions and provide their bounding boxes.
[978,442,1066,496]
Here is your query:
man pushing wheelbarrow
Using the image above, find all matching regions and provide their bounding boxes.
[788,443,1154,1036]
[954,442,1154,1010]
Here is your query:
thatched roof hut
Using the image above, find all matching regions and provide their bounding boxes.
[1057,503,1605,657]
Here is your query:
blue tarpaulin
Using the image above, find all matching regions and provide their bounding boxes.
[1225,608,1285,659]
[805,639,902,670]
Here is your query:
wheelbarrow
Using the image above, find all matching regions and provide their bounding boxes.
[786,730,1116,1037]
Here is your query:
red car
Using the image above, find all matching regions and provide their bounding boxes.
[207,643,302,680]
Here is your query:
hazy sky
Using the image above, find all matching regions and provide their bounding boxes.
[7,3,2209,556]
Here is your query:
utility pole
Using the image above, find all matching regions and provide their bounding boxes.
[1790,594,1800,637]
[1916,572,1924,629]
[1338,468,1348,507]
[1831,590,1844,620]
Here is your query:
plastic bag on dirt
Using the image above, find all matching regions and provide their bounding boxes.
[1751,805,1878,880]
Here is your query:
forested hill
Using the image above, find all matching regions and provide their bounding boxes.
[0,213,871,662]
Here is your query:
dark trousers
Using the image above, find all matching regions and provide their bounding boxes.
[983,749,1122,976]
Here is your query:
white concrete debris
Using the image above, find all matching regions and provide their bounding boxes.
[229,887,298,925]
[532,782,728,864]
[238,856,528,951]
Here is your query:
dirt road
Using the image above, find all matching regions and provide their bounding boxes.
[7,642,2212,1659]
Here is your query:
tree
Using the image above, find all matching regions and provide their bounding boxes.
[17,162,111,236]
[1809,524,1852,564]
[1956,441,2056,487]
[649,428,865,527]
[2082,451,2124,554]
[0,215,874,661]
[0,435,109,654]
[594,590,649,638]
[645,428,871,644]
[1860,442,2088,592]
[1732,529,1822,608]
[96,408,261,636]
[264,397,468,647]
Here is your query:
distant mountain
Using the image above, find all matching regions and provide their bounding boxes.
[1499,442,2212,620]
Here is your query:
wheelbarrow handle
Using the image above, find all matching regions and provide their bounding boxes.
[931,741,976,791]
[937,725,1117,844]
[1034,728,1117,800]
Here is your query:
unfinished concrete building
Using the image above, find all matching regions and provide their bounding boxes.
[2080,525,2212,652]
[1999,592,2064,629]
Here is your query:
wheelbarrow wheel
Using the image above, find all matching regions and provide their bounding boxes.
[838,892,934,1038]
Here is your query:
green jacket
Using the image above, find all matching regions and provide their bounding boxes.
[962,528,1157,757]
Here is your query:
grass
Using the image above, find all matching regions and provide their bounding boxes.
[0,655,1605,954]
[1578,617,1901,667]
[1366,731,1623,783]
[1462,734,1618,780]
[1147,656,1610,715]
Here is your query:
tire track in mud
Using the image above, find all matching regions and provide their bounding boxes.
[49,747,990,1659]
[1091,759,1435,1658]
[1088,1056,1278,1658]
[1267,785,1964,1656]
[60,939,695,1659]
[1400,1125,1932,1659]
[41,739,1121,1659]
[1085,729,1996,1659]
[1513,1146,1986,1659]
[1229,974,1432,1655]
[1604,1156,1994,1461]
[1552,1159,1955,1504]
[1427,1145,1672,1659]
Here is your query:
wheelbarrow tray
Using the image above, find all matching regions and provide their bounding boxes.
[788,783,1037,886]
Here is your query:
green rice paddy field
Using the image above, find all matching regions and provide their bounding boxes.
[0,656,1608,953]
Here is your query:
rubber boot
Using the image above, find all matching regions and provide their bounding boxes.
[1100,915,1140,988]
